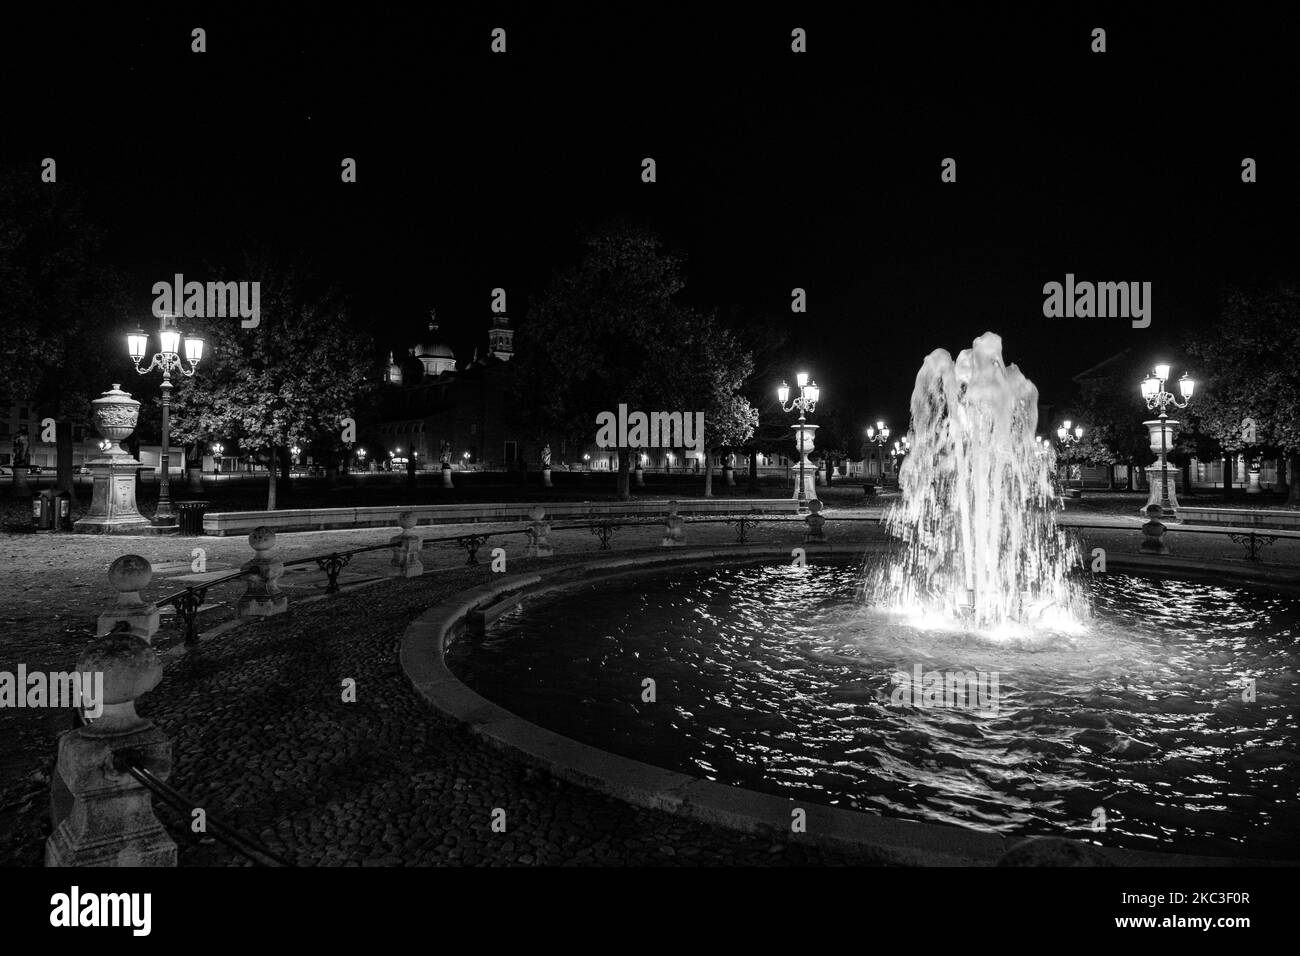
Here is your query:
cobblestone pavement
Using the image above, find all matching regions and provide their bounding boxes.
[2,506,1296,865]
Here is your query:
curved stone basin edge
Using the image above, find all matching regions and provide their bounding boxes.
[399,544,1294,868]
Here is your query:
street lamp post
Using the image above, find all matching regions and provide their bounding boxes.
[128,313,204,527]
[777,372,821,513]
[211,442,224,476]
[1055,420,1084,496]
[1140,364,1196,516]
[865,420,890,482]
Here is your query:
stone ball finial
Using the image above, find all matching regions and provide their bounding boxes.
[76,630,164,734]
[398,511,417,530]
[107,554,152,594]
[1144,504,1162,518]
[528,504,546,522]
[249,527,277,552]
[808,499,824,514]
[667,500,679,515]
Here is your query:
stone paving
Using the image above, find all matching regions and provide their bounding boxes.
[2,503,1297,866]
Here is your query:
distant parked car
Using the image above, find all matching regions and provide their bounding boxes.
[0,466,11,476]
[78,465,93,474]
[26,466,43,475]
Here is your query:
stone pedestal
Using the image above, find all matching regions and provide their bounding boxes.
[791,423,819,512]
[76,385,153,534]
[524,505,554,557]
[46,630,176,867]
[442,464,454,489]
[1140,504,1169,554]
[76,458,152,534]
[723,464,735,487]
[1247,466,1262,494]
[1142,418,1181,515]
[388,512,424,577]
[237,527,288,618]
[803,499,827,543]
[660,501,686,547]
[542,466,552,488]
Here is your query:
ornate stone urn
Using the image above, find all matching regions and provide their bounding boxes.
[90,384,140,457]
[75,385,151,534]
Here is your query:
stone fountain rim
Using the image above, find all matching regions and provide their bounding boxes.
[399,545,1297,868]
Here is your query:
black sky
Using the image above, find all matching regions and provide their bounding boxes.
[3,4,1298,429]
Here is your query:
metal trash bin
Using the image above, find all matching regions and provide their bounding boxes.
[35,489,72,531]
[175,500,210,536]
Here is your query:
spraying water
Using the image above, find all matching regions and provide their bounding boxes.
[866,332,1088,636]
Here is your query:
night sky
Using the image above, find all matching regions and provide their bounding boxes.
[4,5,1297,429]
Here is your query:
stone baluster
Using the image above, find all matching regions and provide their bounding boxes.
[803,498,827,543]
[46,628,176,866]
[237,527,289,618]
[388,511,424,577]
[524,505,554,557]
[98,555,161,641]
[1140,504,1168,554]
[660,501,686,547]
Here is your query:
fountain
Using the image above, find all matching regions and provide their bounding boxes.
[865,332,1087,635]
[440,331,1300,861]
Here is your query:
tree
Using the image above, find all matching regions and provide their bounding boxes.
[672,322,758,497]
[1184,286,1300,506]
[169,255,377,510]
[1069,357,1159,491]
[0,165,132,495]
[513,225,711,500]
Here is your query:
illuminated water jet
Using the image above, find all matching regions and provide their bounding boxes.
[866,332,1087,633]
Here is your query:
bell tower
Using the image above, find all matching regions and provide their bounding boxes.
[489,314,513,361]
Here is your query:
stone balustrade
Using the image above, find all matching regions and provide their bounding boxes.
[388,511,424,577]
[47,555,175,867]
[237,527,289,618]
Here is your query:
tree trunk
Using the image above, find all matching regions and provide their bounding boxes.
[748,449,758,490]
[56,420,74,495]
[1106,463,1115,490]
[617,447,630,501]
[1224,453,1233,500]
[266,446,278,511]
[1288,453,1300,507]
[1275,455,1288,495]
[703,449,714,497]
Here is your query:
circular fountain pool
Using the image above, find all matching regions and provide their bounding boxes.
[448,560,1300,860]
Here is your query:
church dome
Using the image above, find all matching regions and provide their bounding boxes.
[414,340,454,359]
[414,309,456,376]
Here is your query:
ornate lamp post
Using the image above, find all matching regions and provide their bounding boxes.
[778,372,821,512]
[290,445,301,475]
[1140,364,1195,515]
[211,442,224,476]
[1055,420,1084,495]
[128,314,204,528]
[357,447,367,471]
[865,420,890,482]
